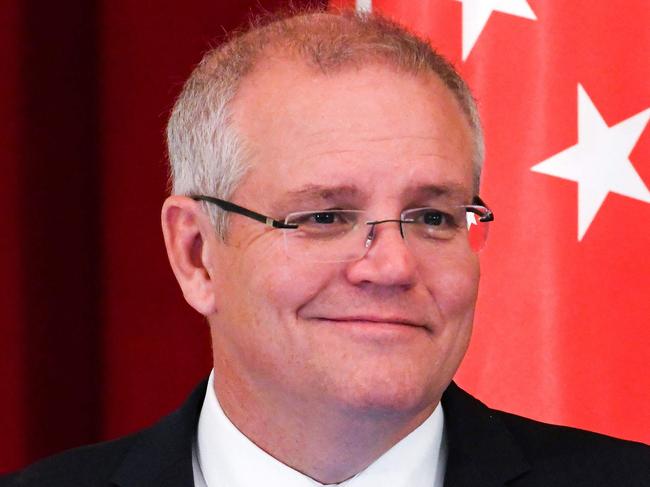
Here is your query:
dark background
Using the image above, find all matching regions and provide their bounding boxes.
[0,0,325,473]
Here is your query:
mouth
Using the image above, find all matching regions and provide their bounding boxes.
[317,316,421,326]
[312,316,431,336]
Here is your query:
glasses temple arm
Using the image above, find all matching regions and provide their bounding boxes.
[472,195,495,222]
[190,195,297,229]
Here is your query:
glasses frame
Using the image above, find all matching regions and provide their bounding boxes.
[190,194,494,230]
[191,194,494,261]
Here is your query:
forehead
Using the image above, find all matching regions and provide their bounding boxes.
[229,58,475,207]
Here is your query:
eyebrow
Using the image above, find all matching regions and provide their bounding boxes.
[283,184,361,201]
[407,183,471,201]
[267,185,360,215]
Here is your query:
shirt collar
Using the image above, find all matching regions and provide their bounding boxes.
[194,370,447,487]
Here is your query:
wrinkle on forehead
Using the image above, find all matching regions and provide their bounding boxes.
[294,131,470,161]
[359,134,454,142]
[284,182,469,199]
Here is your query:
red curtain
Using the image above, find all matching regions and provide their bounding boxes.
[0,0,323,473]
[351,0,649,445]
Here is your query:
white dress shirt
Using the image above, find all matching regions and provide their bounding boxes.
[192,370,447,487]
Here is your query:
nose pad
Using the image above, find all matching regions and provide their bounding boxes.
[348,220,417,288]
[364,224,376,249]
[363,220,408,253]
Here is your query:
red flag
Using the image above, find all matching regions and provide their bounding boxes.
[332,0,650,444]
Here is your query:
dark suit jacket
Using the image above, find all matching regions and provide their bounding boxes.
[2,380,649,486]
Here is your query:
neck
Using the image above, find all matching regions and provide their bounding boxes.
[211,366,438,484]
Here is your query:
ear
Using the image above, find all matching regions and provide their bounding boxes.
[161,195,220,316]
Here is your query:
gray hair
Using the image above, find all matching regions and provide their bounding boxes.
[166,9,484,238]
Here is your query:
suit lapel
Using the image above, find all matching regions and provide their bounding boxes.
[110,379,208,487]
[441,382,530,487]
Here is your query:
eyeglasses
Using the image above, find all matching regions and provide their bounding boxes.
[191,195,494,263]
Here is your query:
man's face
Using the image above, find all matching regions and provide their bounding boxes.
[207,59,479,417]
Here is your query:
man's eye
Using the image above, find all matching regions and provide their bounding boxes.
[286,211,353,227]
[311,212,337,224]
[421,211,454,227]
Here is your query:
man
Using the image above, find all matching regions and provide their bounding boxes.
[3,9,649,487]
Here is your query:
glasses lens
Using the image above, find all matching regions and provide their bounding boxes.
[284,210,367,262]
[402,206,490,254]
[465,207,490,252]
[283,206,491,263]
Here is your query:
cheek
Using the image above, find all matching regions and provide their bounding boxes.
[252,259,337,318]
[427,254,480,319]
[231,236,339,326]
[218,249,342,384]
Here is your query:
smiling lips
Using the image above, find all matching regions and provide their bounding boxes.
[316,315,428,330]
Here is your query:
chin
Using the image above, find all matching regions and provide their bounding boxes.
[328,365,444,418]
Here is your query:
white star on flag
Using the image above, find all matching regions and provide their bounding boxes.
[466,212,478,228]
[531,84,650,241]
[456,0,536,61]
[355,0,372,12]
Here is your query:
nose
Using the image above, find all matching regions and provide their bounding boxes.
[345,221,418,289]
